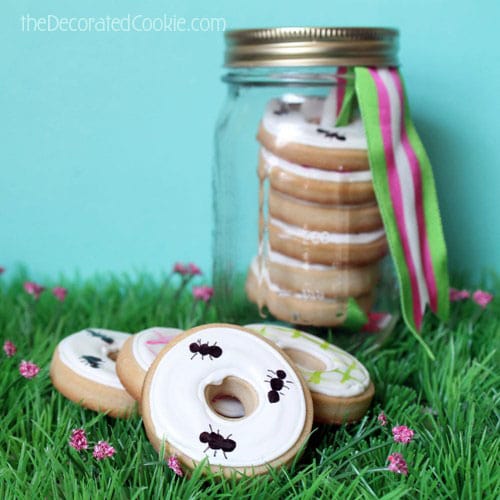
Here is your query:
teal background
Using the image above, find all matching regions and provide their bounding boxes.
[1,0,498,280]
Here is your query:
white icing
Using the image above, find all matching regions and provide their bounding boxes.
[251,258,343,304]
[245,324,370,398]
[262,147,372,183]
[131,327,183,371]
[270,217,386,245]
[281,93,306,105]
[319,87,337,128]
[271,188,377,211]
[262,97,367,150]
[147,325,307,467]
[58,328,130,390]
[268,246,336,271]
[132,326,246,419]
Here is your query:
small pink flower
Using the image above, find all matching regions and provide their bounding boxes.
[449,288,470,302]
[24,281,45,300]
[392,425,414,444]
[19,360,40,379]
[187,263,202,276]
[472,290,493,308]
[388,452,408,476]
[3,340,16,357]
[69,429,88,451]
[167,455,184,477]
[173,262,189,275]
[93,441,116,460]
[192,285,214,303]
[0,266,5,274]
[377,412,388,426]
[52,286,68,302]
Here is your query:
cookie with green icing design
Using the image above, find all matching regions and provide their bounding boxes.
[245,323,374,424]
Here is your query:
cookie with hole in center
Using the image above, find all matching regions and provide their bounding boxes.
[257,97,369,171]
[269,188,383,233]
[259,147,375,205]
[50,328,136,418]
[116,326,246,418]
[141,323,313,477]
[245,323,375,424]
[116,327,183,401]
[245,258,374,327]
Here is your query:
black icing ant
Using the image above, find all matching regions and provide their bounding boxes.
[266,369,293,403]
[189,340,222,360]
[80,355,103,368]
[273,102,290,116]
[316,127,346,141]
[86,329,114,345]
[199,425,236,459]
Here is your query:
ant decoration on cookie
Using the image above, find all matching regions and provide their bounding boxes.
[86,329,114,345]
[273,102,290,115]
[266,369,293,403]
[80,355,103,368]
[189,340,223,361]
[199,425,236,459]
[316,127,346,141]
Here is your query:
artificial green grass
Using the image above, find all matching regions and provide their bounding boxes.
[0,270,498,499]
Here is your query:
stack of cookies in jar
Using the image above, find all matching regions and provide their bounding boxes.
[246,95,387,326]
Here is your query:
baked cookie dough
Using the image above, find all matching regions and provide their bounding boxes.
[246,323,374,424]
[50,328,136,418]
[141,324,313,477]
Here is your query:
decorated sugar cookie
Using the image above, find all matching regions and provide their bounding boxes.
[259,147,375,205]
[245,324,374,424]
[269,188,383,233]
[141,324,313,477]
[50,328,135,418]
[116,327,183,400]
[116,327,246,418]
[246,258,374,326]
[246,94,388,328]
[258,97,369,171]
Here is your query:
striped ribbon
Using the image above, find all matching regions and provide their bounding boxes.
[335,67,356,126]
[337,67,450,354]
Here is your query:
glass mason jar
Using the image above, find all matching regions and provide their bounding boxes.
[213,27,399,329]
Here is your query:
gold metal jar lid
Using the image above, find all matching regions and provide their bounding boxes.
[224,27,399,67]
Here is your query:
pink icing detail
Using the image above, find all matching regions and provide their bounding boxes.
[369,68,423,329]
[336,67,348,117]
[146,337,173,346]
[145,331,175,355]
[389,69,438,313]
